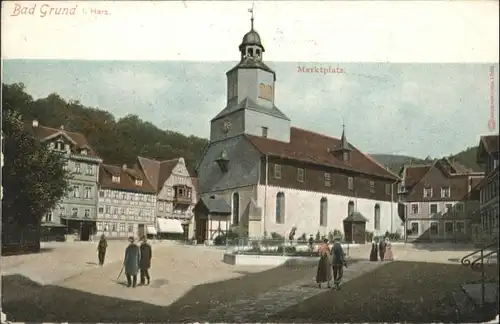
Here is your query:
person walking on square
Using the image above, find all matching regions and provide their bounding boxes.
[316,238,332,288]
[97,234,108,266]
[384,240,394,261]
[123,236,140,288]
[379,237,387,261]
[331,236,346,290]
[139,236,152,285]
[369,239,378,261]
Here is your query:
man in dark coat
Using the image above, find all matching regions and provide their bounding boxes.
[331,236,347,290]
[97,234,108,266]
[379,237,387,261]
[139,236,152,285]
[124,237,140,288]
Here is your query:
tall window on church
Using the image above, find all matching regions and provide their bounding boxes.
[320,198,328,226]
[276,192,285,224]
[374,204,381,231]
[248,48,254,57]
[261,127,268,138]
[348,201,355,216]
[232,192,240,225]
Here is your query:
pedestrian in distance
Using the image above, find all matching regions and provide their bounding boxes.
[97,234,108,266]
[139,236,152,286]
[331,236,347,290]
[123,236,140,288]
[316,238,333,288]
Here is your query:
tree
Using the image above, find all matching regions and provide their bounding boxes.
[2,84,71,226]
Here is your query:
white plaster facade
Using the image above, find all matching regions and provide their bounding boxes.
[258,185,401,239]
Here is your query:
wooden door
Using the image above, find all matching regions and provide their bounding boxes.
[352,223,366,244]
[196,219,207,244]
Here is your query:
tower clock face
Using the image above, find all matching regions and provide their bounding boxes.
[222,118,232,133]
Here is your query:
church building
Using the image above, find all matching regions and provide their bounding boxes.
[195,14,401,242]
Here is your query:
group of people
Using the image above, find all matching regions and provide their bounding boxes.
[96,235,153,288]
[369,237,394,261]
[315,237,347,290]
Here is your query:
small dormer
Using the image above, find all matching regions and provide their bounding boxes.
[328,125,352,163]
[215,148,229,173]
[80,149,87,155]
[112,175,120,183]
[135,179,143,186]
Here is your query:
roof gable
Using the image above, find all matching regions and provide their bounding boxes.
[245,127,398,180]
[137,156,181,192]
[99,164,155,194]
[477,134,499,161]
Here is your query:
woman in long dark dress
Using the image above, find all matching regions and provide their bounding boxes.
[316,238,332,288]
[369,240,378,261]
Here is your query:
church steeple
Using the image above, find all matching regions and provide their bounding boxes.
[239,4,265,61]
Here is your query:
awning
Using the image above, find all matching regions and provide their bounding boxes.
[157,218,184,234]
[146,225,157,235]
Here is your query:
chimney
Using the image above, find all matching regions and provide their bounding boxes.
[122,164,127,171]
[32,120,39,127]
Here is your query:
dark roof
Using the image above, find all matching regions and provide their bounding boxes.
[197,196,231,214]
[403,165,432,187]
[226,56,275,76]
[212,97,289,122]
[137,157,180,192]
[245,127,398,180]
[99,164,156,194]
[344,212,369,223]
[476,165,499,189]
[28,123,100,158]
[481,135,499,153]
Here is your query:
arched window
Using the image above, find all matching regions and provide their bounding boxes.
[232,192,240,225]
[276,192,285,224]
[374,204,381,231]
[320,198,328,226]
[348,201,355,216]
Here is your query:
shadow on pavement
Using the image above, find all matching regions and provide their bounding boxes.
[268,261,498,323]
[2,262,318,323]
[410,243,477,252]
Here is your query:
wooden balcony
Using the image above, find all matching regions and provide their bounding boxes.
[173,195,191,206]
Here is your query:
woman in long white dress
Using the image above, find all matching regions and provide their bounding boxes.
[384,240,395,261]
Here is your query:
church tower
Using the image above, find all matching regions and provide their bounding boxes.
[210,9,291,143]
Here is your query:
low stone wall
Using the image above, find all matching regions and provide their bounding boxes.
[223,253,318,266]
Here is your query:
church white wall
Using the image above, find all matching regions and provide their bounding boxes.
[257,185,402,239]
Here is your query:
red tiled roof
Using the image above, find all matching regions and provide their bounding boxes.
[404,165,431,187]
[245,127,398,180]
[28,123,99,158]
[137,156,180,192]
[99,164,156,194]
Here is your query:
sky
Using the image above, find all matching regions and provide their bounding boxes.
[2,1,498,159]
[3,60,498,158]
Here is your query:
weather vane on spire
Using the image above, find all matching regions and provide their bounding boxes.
[248,2,255,29]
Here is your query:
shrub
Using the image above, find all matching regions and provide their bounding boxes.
[213,235,225,246]
[277,245,296,254]
[333,229,344,241]
[315,231,321,242]
[299,233,307,242]
[270,232,284,240]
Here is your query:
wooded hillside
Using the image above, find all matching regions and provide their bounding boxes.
[2,82,483,175]
[2,83,209,175]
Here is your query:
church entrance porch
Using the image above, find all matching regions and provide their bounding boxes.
[343,212,368,244]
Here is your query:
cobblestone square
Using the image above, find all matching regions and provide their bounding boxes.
[1,242,497,322]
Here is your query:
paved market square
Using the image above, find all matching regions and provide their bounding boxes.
[1,241,497,322]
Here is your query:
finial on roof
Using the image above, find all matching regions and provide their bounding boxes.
[340,120,350,151]
[248,2,255,30]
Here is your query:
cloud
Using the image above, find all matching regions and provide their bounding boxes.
[2,60,499,159]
